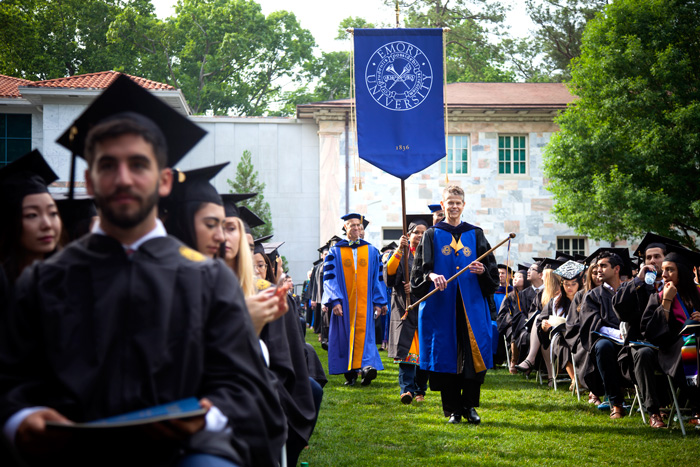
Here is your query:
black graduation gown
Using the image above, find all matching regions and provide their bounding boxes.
[577,285,626,396]
[565,290,591,375]
[510,286,541,355]
[536,297,572,372]
[385,251,418,360]
[260,295,317,446]
[0,234,286,467]
[496,290,520,342]
[613,277,656,342]
[640,293,687,379]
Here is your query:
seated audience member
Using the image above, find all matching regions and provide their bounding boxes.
[497,265,530,374]
[514,260,563,382]
[539,260,584,388]
[579,250,631,419]
[509,261,544,372]
[613,233,679,428]
[566,255,602,403]
[0,75,286,466]
[641,245,700,425]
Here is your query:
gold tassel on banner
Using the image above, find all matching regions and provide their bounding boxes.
[443,27,449,185]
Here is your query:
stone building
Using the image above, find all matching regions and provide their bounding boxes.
[0,71,610,281]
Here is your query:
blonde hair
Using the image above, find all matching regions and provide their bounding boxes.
[226,217,255,297]
[541,269,562,306]
[442,184,464,201]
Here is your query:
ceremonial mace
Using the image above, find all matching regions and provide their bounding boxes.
[406,233,516,312]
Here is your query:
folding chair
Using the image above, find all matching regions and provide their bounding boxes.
[504,335,511,370]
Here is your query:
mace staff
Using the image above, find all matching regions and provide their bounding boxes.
[406,233,516,312]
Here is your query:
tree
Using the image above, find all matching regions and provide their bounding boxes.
[392,0,514,82]
[109,0,316,115]
[542,0,700,248]
[227,150,273,238]
[505,0,608,82]
[0,0,149,79]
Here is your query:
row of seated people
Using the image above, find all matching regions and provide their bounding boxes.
[497,234,700,430]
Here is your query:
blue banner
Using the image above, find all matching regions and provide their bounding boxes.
[353,28,445,180]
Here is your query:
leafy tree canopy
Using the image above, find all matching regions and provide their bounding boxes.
[543,0,700,248]
[109,0,316,115]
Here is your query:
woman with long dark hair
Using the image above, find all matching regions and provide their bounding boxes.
[497,266,530,374]
[0,151,62,285]
[641,247,700,424]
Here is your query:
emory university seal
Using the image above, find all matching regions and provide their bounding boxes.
[365,40,433,111]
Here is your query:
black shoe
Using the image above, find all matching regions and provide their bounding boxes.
[343,378,356,386]
[465,407,481,425]
[514,360,534,376]
[321,341,328,351]
[360,366,377,386]
[447,414,462,424]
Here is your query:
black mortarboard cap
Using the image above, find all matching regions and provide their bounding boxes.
[381,241,398,253]
[574,254,587,263]
[553,260,585,280]
[633,232,681,258]
[555,251,575,262]
[497,264,514,275]
[540,258,565,271]
[57,74,206,168]
[406,214,432,232]
[313,258,323,266]
[664,244,700,269]
[53,193,97,242]
[167,162,228,206]
[238,206,265,230]
[264,241,284,256]
[585,247,632,276]
[254,234,273,245]
[0,150,58,202]
[517,263,531,273]
[221,193,256,218]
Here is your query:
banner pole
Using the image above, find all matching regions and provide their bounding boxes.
[406,233,516,312]
[401,178,411,310]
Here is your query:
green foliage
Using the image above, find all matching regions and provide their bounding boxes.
[394,0,514,82]
[227,150,272,238]
[543,0,700,248]
[0,0,150,79]
[299,334,700,466]
[109,0,316,115]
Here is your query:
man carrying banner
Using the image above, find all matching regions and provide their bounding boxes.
[411,185,499,424]
[322,214,388,386]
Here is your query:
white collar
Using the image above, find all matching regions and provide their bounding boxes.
[91,218,167,252]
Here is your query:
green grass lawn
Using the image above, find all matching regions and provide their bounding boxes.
[298,333,700,467]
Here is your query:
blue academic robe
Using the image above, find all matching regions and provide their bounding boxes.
[322,239,387,374]
[414,224,497,374]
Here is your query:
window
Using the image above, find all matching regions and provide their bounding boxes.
[441,135,469,175]
[0,114,32,168]
[498,135,527,175]
[383,228,403,242]
[557,237,586,256]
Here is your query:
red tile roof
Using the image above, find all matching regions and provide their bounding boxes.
[23,71,174,91]
[297,82,576,114]
[0,74,32,98]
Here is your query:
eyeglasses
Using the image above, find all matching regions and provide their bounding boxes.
[254,262,267,271]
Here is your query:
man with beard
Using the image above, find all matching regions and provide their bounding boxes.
[0,75,285,467]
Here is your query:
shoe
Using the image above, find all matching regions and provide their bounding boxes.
[547,378,554,388]
[509,363,518,375]
[514,360,534,376]
[465,407,481,425]
[343,379,356,386]
[649,413,666,428]
[689,413,700,425]
[360,366,377,386]
[414,394,425,403]
[569,382,575,392]
[610,405,626,419]
[447,414,461,424]
[321,341,328,351]
[588,393,602,405]
[400,392,413,405]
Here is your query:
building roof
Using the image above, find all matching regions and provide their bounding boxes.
[297,82,576,120]
[0,74,32,98]
[23,71,175,91]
